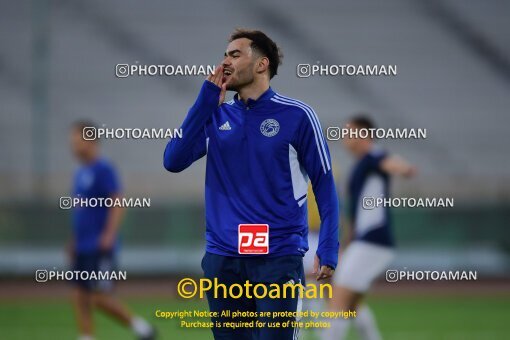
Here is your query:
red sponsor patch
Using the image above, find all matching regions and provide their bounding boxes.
[238,224,269,254]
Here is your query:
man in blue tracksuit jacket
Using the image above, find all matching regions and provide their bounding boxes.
[164,29,339,340]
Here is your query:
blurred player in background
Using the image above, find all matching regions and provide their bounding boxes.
[164,29,339,340]
[323,116,416,340]
[68,121,155,340]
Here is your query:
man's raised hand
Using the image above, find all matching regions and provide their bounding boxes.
[206,65,227,105]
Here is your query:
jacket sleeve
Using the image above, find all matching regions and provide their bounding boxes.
[163,81,220,172]
[295,109,340,269]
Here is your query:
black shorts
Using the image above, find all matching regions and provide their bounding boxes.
[71,250,117,292]
[201,252,305,340]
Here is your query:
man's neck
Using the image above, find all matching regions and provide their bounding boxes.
[355,143,373,159]
[82,152,99,165]
[237,79,270,104]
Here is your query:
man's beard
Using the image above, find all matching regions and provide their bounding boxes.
[226,71,254,92]
[226,82,237,91]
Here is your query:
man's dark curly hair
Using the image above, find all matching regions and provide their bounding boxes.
[229,29,283,79]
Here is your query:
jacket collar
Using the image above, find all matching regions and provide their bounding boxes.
[233,87,275,109]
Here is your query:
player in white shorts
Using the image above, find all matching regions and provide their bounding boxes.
[323,116,416,340]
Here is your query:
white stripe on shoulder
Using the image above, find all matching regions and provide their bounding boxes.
[273,94,330,171]
[224,99,235,105]
[271,97,326,173]
[273,95,330,171]
[271,96,331,173]
[275,94,326,133]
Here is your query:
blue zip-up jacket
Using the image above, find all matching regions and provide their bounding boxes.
[164,80,340,268]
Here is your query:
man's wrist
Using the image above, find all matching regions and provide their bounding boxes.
[316,252,337,270]
[102,229,116,239]
[198,80,222,107]
[203,79,221,91]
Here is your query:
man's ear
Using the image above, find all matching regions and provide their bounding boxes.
[256,56,270,75]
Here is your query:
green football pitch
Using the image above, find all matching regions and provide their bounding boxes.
[1,295,508,340]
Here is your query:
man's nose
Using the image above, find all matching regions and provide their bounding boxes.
[222,57,231,67]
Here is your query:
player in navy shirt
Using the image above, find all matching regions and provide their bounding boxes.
[72,154,120,254]
[164,30,340,340]
[324,116,416,340]
[68,121,155,340]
